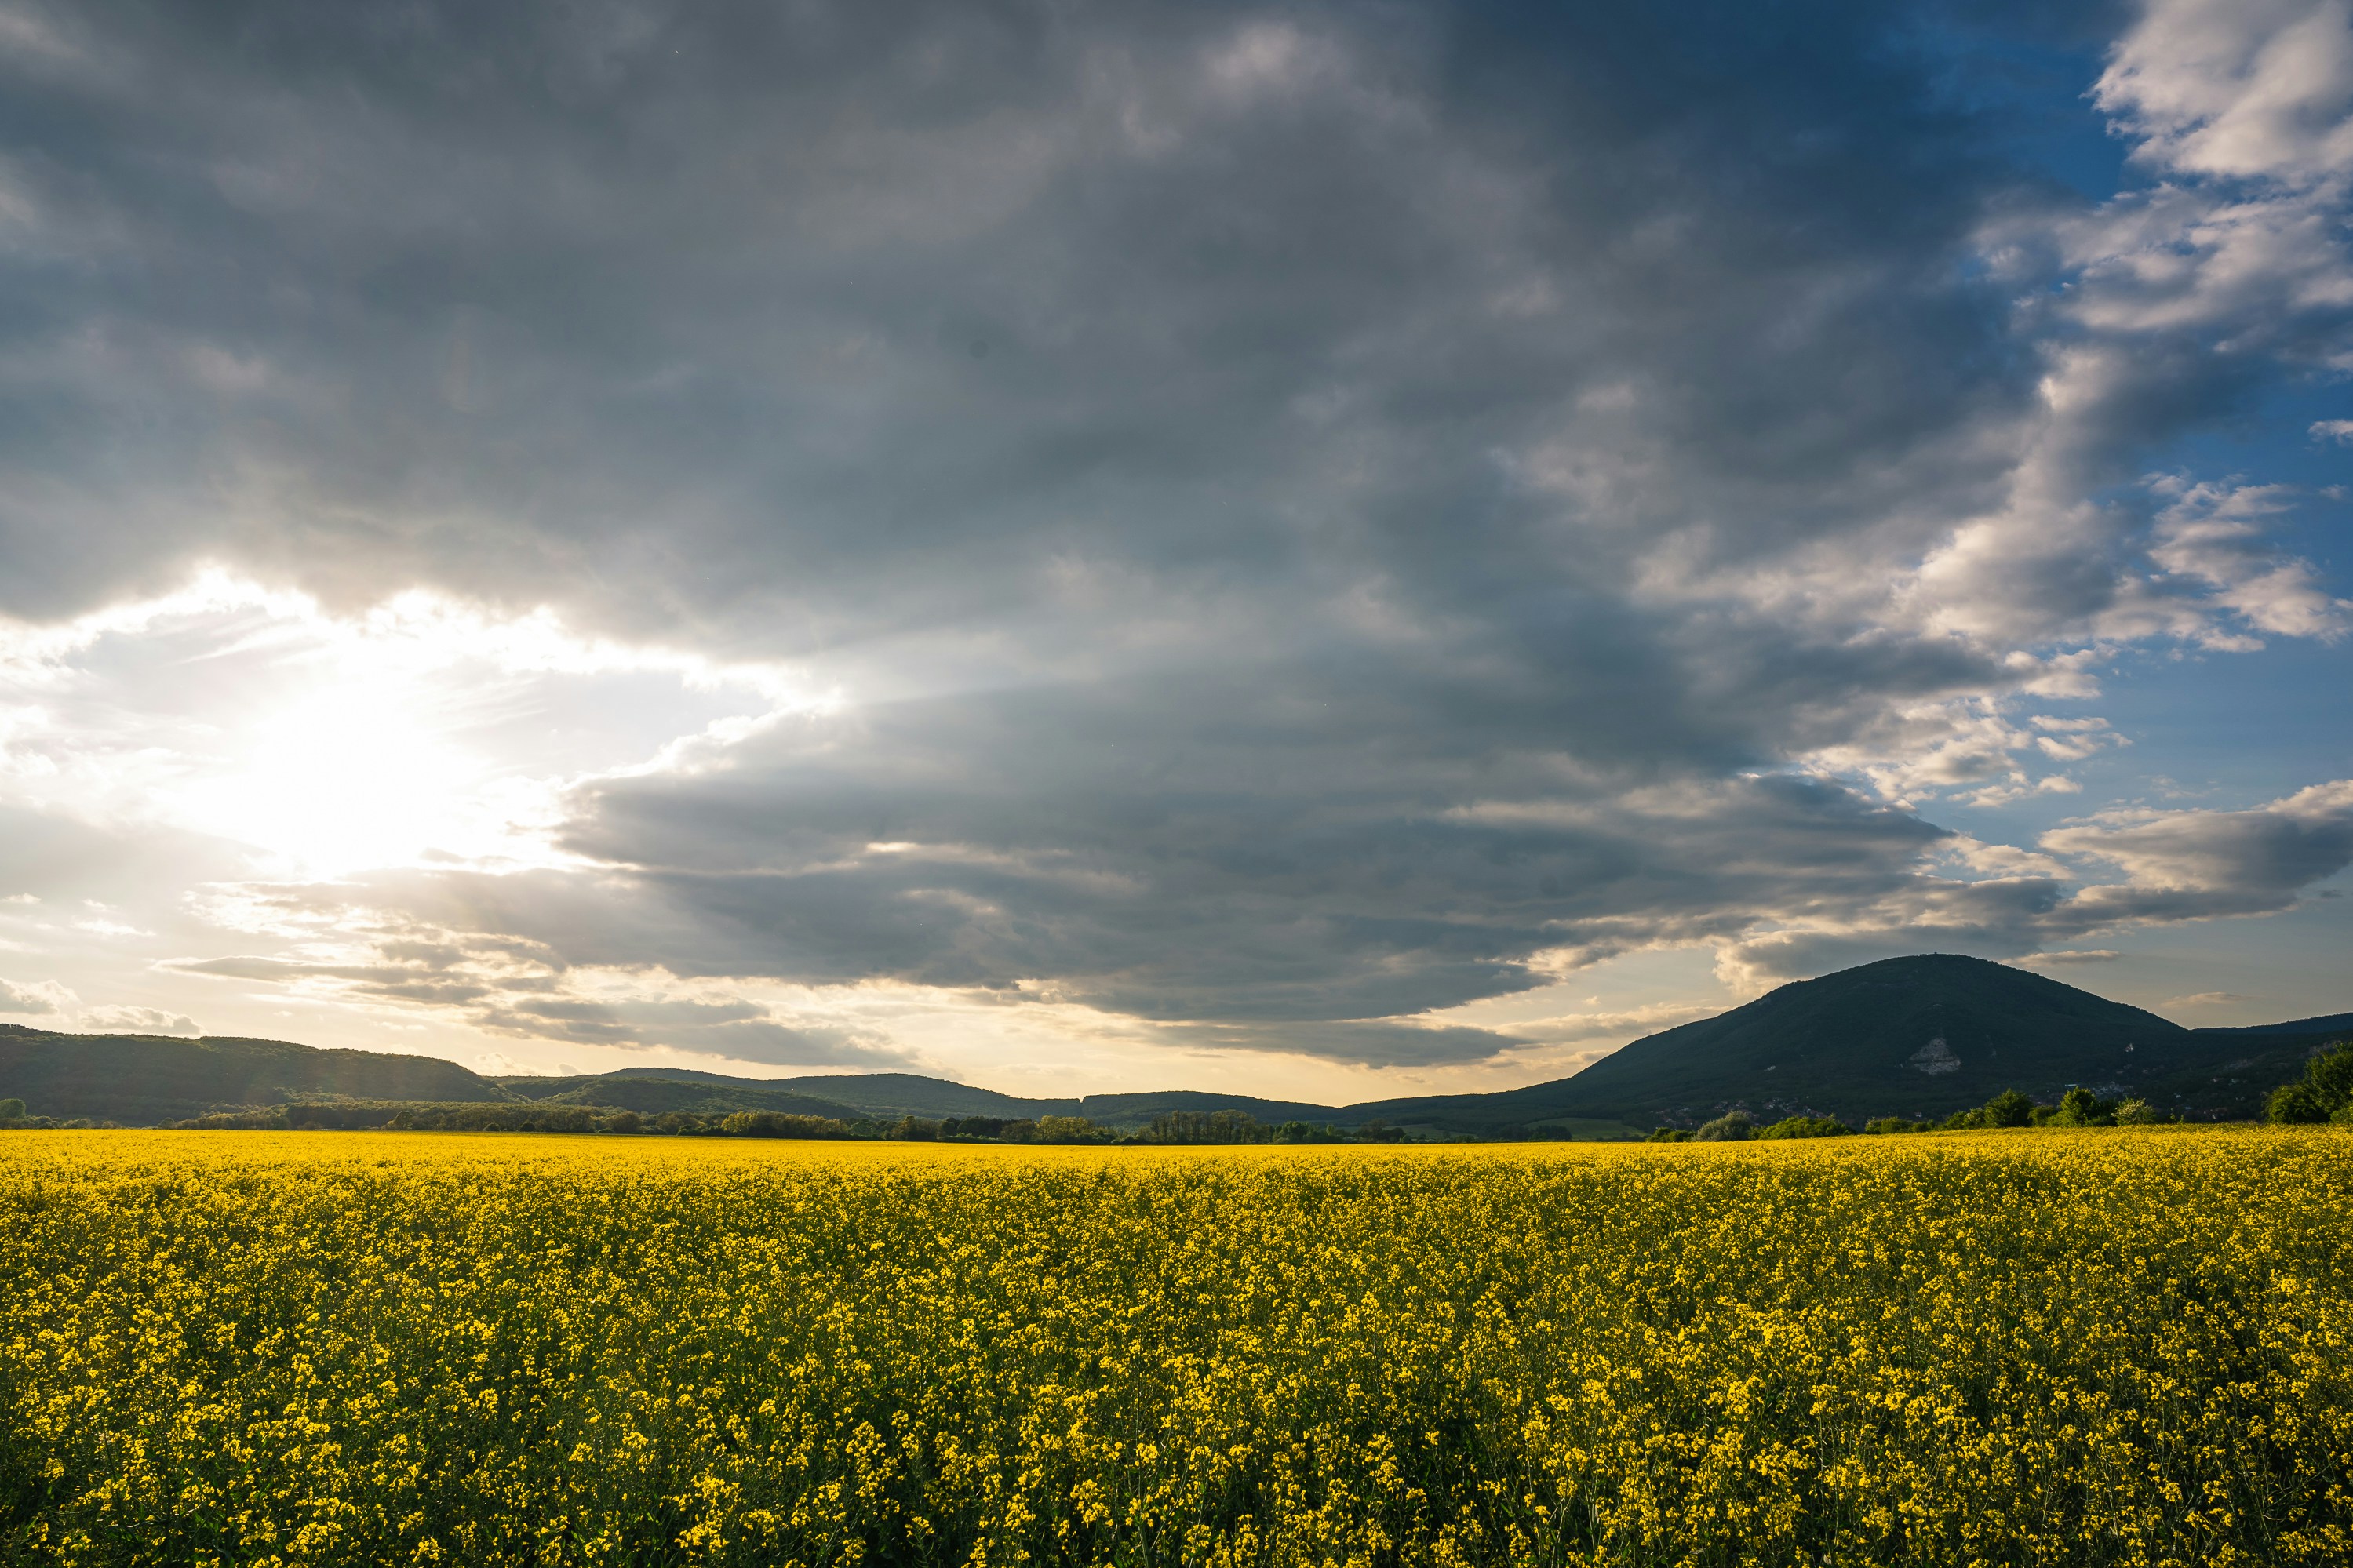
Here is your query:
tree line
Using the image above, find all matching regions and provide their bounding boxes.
[1636,1046,2353,1144]
[50,1101,1419,1144]
[1645,1086,2176,1143]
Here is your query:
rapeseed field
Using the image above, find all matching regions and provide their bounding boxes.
[2,1130,2348,1566]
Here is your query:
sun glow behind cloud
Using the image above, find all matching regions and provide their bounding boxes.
[0,572,829,879]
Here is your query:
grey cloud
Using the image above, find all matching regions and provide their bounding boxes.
[1717,778,2353,987]
[170,955,326,981]
[3,0,2346,1065]
[471,999,912,1068]
[253,763,1954,1064]
[242,751,2351,1068]
[171,929,915,1065]
[0,0,2052,638]
[2049,780,2353,917]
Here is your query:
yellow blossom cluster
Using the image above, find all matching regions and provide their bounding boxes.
[2,1129,2348,1566]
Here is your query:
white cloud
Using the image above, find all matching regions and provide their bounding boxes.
[79,1004,198,1035]
[2045,778,2353,910]
[2146,476,2349,639]
[2096,0,2353,187]
[0,573,827,879]
[0,975,73,1014]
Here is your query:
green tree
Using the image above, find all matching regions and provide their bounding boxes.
[1694,1110,1754,1142]
[1983,1089,2037,1127]
[1146,1109,1271,1144]
[942,1115,1008,1139]
[2051,1088,2117,1127]
[0,1097,26,1121]
[2266,1040,2353,1124]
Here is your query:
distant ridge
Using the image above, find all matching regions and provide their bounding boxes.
[2194,1011,2353,1038]
[497,1070,880,1123]
[0,1024,508,1124]
[4,956,2347,1129]
[498,1067,1349,1130]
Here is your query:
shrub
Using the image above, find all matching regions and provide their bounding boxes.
[1694,1111,1754,1142]
[1864,1117,1927,1135]
[0,1097,26,1122]
[1646,1126,1689,1143]
[2113,1099,2165,1126]
[2051,1087,2118,1128]
[720,1111,852,1139]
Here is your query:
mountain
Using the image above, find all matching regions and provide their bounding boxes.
[776,1073,1081,1119]
[1069,1090,1353,1126]
[2191,1012,2353,1038]
[6,956,2345,1130]
[497,1068,1343,1130]
[0,1024,509,1124]
[1349,955,2350,1129]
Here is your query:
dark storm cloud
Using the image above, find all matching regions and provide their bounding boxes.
[539,703,1951,1024]
[0,0,2044,632]
[240,761,1950,1063]
[5,0,2346,1064]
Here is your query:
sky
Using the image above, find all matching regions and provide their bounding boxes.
[0,0,2348,1103]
